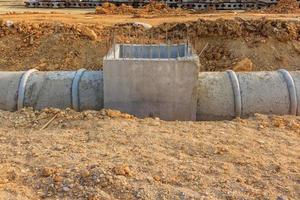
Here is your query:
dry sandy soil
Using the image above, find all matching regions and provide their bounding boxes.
[0,108,299,200]
[0,2,300,200]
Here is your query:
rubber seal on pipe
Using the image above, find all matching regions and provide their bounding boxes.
[226,70,242,117]
[278,69,297,115]
[71,68,86,111]
[17,69,38,110]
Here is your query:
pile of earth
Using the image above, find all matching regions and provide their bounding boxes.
[150,18,300,42]
[1,18,300,71]
[265,0,300,14]
[95,2,189,17]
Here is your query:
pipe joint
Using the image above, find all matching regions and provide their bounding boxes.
[278,69,298,115]
[226,70,242,117]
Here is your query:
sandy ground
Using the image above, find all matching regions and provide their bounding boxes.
[0,3,300,200]
[0,109,299,200]
[2,12,300,26]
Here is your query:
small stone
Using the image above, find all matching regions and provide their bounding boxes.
[113,164,132,176]
[153,175,161,181]
[62,186,70,192]
[5,20,14,27]
[80,169,90,178]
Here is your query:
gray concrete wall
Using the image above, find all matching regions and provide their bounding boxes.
[103,59,199,121]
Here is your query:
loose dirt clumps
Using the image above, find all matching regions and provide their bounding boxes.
[232,57,254,71]
[1,17,300,71]
[266,0,300,14]
[95,2,189,17]
[157,18,300,41]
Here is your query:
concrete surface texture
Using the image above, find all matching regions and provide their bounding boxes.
[0,71,103,111]
[0,72,24,111]
[104,44,199,121]
[197,71,300,120]
[25,71,103,111]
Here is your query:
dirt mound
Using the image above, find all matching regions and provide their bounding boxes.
[266,0,300,13]
[95,2,188,17]
[95,3,134,15]
[153,18,300,41]
[1,18,300,71]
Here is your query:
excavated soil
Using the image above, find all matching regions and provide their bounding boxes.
[0,108,299,200]
[264,0,300,14]
[0,9,300,200]
[1,16,300,71]
[94,2,190,18]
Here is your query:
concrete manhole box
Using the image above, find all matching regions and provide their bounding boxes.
[103,44,199,121]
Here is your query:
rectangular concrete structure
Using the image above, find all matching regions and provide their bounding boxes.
[103,44,199,121]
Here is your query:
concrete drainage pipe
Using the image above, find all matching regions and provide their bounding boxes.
[0,69,103,112]
[0,69,299,120]
[197,70,300,120]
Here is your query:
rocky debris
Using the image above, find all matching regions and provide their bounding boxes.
[200,43,237,71]
[95,3,134,15]
[0,108,135,129]
[232,58,254,71]
[113,164,132,176]
[265,0,300,14]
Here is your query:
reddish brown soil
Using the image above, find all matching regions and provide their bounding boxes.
[1,16,300,71]
[266,0,300,14]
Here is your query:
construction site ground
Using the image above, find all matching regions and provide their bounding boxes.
[0,1,300,199]
[2,10,300,71]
